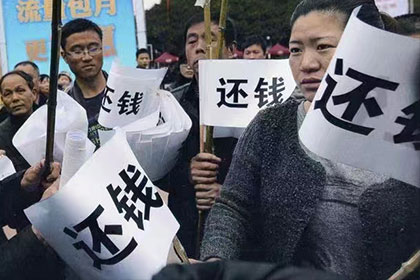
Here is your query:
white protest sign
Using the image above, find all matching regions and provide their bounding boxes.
[60,130,95,188]
[121,90,191,181]
[0,156,15,180]
[375,0,409,17]
[194,0,208,8]
[25,130,179,280]
[199,59,296,128]
[13,90,94,166]
[299,7,420,188]
[98,60,166,128]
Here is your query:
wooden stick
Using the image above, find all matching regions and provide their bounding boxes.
[44,0,62,177]
[216,0,229,60]
[204,0,229,154]
[196,0,213,259]
[173,236,190,264]
[388,250,420,280]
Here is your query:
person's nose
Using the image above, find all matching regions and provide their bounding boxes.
[81,50,93,61]
[299,49,320,73]
[11,91,21,102]
[195,37,206,54]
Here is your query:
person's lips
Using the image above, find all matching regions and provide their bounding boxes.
[11,104,24,111]
[82,64,95,70]
[300,78,322,91]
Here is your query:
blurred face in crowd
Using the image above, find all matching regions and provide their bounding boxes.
[39,77,50,96]
[58,75,71,90]
[62,30,103,81]
[243,44,266,59]
[411,32,420,39]
[0,74,36,118]
[185,22,232,77]
[14,64,40,92]
[289,11,345,102]
[137,53,151,69]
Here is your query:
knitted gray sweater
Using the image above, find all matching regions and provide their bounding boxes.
[200,100,420,280]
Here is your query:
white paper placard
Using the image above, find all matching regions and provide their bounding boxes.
[299,7,420,188]
[123,90,192,181]
[194,0,207,8]
[375,0,409,17]
[199,59,296,128]
[60,130,95,188]
[13,90,93,166]
[0,156,16,180]
[25,130,179,280]
[98,60,166,128]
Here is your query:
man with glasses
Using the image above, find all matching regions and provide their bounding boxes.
[61,18,107,149]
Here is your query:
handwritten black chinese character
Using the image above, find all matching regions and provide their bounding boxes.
[117,91,144,115]
[254,77,285,108]
[394,100,420,150]
[314,58,399,135]
[107,165,163,230]
[64,205,137,270]
[101,85,114,113]
[217,78,249,108]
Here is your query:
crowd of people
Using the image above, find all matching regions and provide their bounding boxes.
[0,0,419,279]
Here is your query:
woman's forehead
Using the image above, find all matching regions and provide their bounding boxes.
[290,11,345,42]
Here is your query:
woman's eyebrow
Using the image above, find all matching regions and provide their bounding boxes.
[310,36,337,42]
[289,40,302,45]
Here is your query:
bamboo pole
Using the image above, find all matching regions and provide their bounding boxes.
[388,250,420,280]
[44,0,62,176]
[196,0,230,259]
[196,0,213,259]
[173,236,190,264]
[203,0,229,154]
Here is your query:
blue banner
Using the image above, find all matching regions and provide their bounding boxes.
[2,0,137,76]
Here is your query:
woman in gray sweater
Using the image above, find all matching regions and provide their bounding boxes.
[200,1,420,279]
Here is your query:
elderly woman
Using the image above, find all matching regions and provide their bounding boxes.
[200,1,420,279]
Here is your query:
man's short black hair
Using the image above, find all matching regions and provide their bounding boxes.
[395,13,420,36]
[136,48,150,58]
[183,14,236,47]
[14,60,40,77]
[0,70,35,93]
[241,35,267,53]
[61,18,103,50]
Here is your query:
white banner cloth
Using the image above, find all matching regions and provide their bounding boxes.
[0,156,16,180]
[299,8,420,188]
[25,130,179,280]
[13,90,94,166]
[199,59,296,128]
[98,60,166,128]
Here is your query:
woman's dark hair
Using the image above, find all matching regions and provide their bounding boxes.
[40,74,50,82]
[0,70,35,93]
[290,0,384,30]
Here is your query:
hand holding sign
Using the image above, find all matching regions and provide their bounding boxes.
[190,153,221,185]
